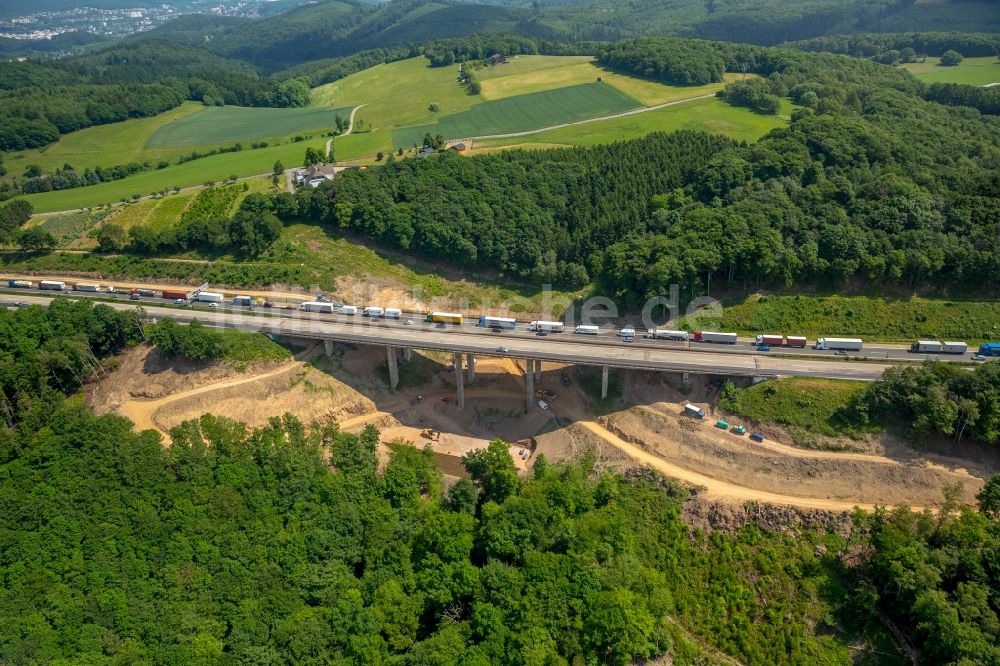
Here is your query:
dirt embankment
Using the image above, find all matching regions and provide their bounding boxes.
[602,405,983,508]
[89,341,995,512]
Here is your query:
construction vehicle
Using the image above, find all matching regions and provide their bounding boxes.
[732,425,747,435]
[419,429,441,442]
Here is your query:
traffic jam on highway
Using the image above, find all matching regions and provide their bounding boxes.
[6,279,1000,362]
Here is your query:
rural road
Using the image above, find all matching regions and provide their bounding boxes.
[454,93,717,143]
[325,103,366,157]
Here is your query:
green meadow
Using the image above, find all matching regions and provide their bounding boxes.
[901,56,1000,86]
[393,82,641,146]
[146,105,352,148]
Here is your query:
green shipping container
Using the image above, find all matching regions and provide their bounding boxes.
[715,420,729,429]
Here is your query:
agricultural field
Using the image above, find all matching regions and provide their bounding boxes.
[19,139,326,213]
[474,97,791,150]
[15,55,788,213]
[900,56,1000,86]
[310,56,481,130]
[180,185,243,223]
[146,193,194,230]
[0,103,206,179]
[476,55,740,105]
[685,293,1000,344]
[23,210,112,247]
[105,199,160,231]
[393,82,641,146]
[146,105,352,148]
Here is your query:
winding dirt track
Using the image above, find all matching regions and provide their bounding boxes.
[112,350,935,511]
[117,345,320,441]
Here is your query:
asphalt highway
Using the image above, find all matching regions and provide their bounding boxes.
[4,292,898,380]
[1,285,984,366]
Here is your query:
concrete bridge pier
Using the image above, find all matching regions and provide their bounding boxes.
[454,352,465,409]
[534,359,542,383]
[467,353,476,383]
[403,347,412,361]
[601,365,609,399]
[386,346,399,390]
[525,359,535,413]
[324,339,334,357]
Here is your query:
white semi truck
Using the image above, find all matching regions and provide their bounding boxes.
[815,337,863,351]
[645,329,688,341]
[529,321,564,333]
[300,301,334,313]
[195,291,224,304]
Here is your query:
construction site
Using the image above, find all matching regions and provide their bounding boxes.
[87,337,998,514]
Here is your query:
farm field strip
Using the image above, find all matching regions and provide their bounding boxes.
[475,97,789,149]
[393,82,641,147]
[146,105,353,148]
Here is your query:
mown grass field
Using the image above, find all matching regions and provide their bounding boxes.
[477,56,741,105]
[475,97,790,149]
[311,56,481,130]
[720,377,872,446]
[901,56,1000,86]
[1,103,205,179]
[146,105,352,148]
[687,293,1000,344]
[19,140,323,213]
[394,82,641,146]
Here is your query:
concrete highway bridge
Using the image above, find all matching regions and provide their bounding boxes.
[4,294,898,412]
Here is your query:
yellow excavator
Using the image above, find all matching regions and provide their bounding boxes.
[419,428,441,442]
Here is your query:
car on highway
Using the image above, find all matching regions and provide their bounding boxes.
[536,331,547,337]
[174,298,185,305]
[209,302,219,308]
[404,319,413,325]
[496,346,509,353]
[436,322,446,328]
[622,336,634,343]
[973,354,987,361]
[834,350,847,356]
[130,294,141,301]
[756,344,771,352]
[490,326,504,333]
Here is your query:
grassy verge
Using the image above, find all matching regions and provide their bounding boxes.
[684,293,1000,344]
[720,377,874,447]
[217,328,294,362]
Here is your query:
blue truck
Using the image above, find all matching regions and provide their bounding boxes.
[981,343,1000,357]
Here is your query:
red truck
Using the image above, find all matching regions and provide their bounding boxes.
[162,289,190,300]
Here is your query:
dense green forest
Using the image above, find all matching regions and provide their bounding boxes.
[784,31,1000,58]
[137,0,1000,70]
[1,302,999,664]
[852,361,1000,446]
[263,38,999,302]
